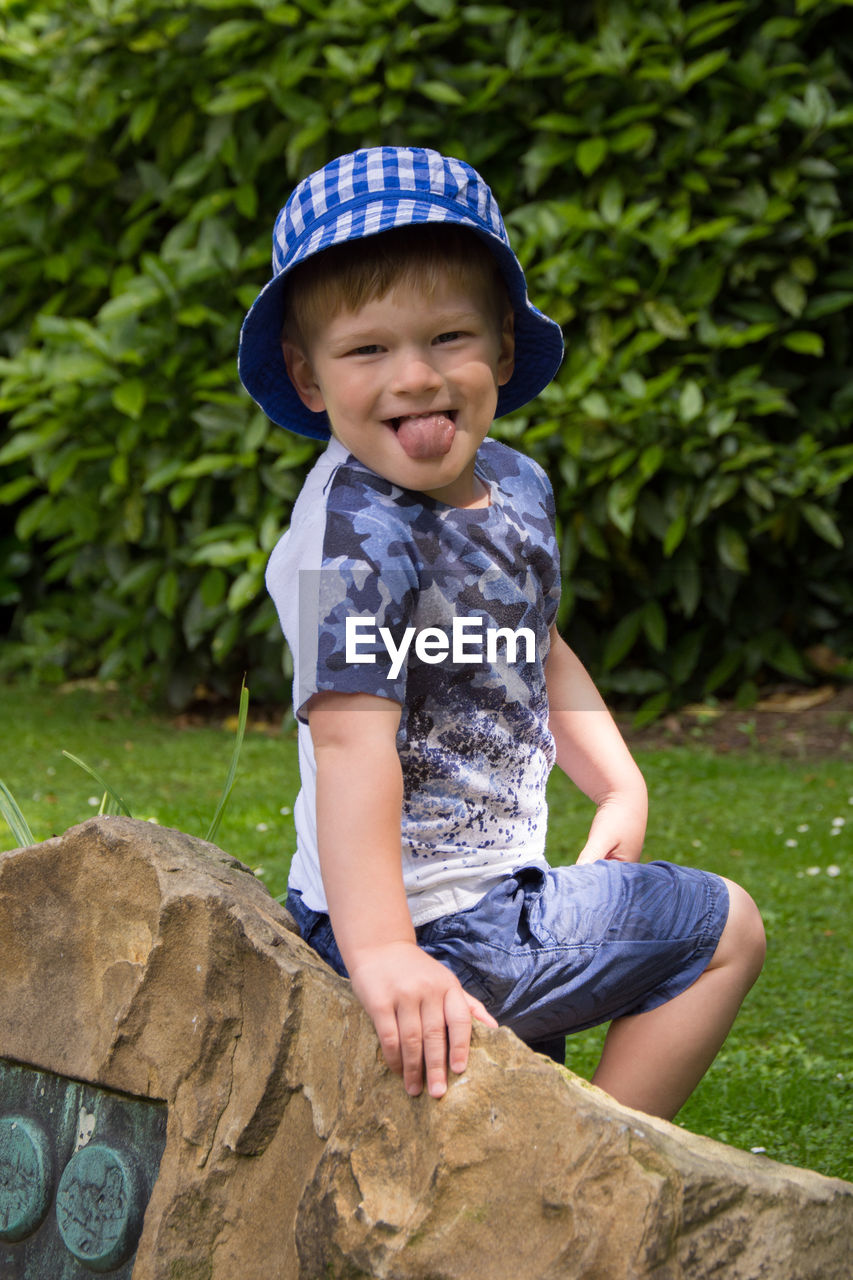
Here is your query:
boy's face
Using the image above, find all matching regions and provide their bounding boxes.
[283,272,514,508]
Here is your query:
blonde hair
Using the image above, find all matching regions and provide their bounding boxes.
[282,224,511,351]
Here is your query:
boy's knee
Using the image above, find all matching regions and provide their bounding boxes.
[718,878,766,983]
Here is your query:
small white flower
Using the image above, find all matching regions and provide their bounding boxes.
[87,796,99,807]
[806,866,821,876]
[796,823,809,833]
[46,766,56,777]
[750,1146,767,1155]
[279,806,292,816]
[255,822,269,832]
[785,839,798,848]
[774,826,783,835]
[691,839,703,848]
[253,866,265,877]
[831,816,845,827]
[827,865,841,878]
[830,827,841,837]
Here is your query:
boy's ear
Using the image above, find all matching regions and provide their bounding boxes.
[497,311,515,387]
[282,340,326,413]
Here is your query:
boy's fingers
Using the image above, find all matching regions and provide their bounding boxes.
[397,1004,426,1096]
[422,997,451,1097]
[575,841,609,864]
[372,1005,404,1077]
[443,987,474,1078]
[466,994,499,1029]
[361,962,497,1099]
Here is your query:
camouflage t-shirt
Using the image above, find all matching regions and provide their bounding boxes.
[267,436,561,925]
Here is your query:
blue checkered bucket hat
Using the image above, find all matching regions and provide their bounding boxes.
[238,146,564,439]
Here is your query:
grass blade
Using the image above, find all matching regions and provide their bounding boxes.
[205,680,249,844]
[0,779,36,848]
[98,791,123,816]
[61,751,133,817]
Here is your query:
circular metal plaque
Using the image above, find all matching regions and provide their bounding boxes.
[56,1144,144,1272]
[0,1114,53,1242]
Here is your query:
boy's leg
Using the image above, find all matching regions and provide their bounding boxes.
[590,878,765,1120]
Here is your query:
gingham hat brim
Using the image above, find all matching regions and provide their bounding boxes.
[238,152,564,438]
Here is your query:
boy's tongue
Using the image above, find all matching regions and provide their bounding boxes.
[394,412,455,459]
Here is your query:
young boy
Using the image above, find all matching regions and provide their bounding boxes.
[238,147,765,1120]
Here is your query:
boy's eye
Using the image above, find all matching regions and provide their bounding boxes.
[435,331,463,344]
[349,343,382,356]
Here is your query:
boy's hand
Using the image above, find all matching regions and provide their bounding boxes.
[348,940,498,1098]
[576,796,646,864]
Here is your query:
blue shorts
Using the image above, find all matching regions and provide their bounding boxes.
[286,861,729,1048]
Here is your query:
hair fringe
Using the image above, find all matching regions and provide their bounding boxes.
[282,224,510,349]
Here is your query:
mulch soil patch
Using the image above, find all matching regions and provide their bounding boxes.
[619,683,853,761]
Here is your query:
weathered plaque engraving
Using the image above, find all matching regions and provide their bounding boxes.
[0,1059,166,1278]
[0,1115,52,1241]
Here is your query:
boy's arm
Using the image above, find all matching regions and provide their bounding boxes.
[307,690,497,1099]
[545,625,648,863]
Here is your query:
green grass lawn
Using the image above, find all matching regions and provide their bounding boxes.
[1,680,851,1182]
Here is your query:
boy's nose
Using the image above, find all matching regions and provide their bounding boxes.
[389,350,444,396]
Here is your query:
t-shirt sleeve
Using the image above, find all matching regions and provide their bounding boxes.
[293,502,420,720]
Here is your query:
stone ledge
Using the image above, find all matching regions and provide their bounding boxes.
[1,817,850,1279]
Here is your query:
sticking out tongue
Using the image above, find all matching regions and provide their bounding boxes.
[394,413,455,459]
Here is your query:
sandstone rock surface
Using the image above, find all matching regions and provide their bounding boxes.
[0,816,850,1279]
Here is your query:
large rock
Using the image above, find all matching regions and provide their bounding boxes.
[0,816,850,1279]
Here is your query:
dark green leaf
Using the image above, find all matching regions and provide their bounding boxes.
[801,503,843,549]
[632,690,670,728]
[576,137,608,176]
[716,525,750,574]
[602,610,643,672]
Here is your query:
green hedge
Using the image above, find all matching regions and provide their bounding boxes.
[1,0,851,715]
